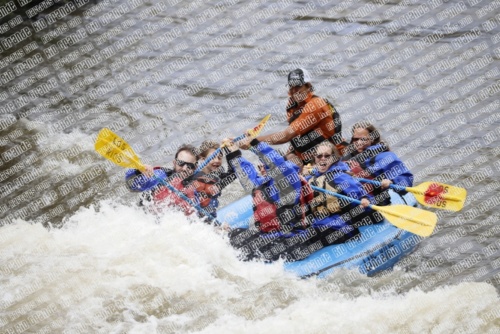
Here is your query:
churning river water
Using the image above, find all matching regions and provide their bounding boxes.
[0,0,499,332]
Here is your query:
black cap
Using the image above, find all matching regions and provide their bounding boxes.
[287,68,311,87]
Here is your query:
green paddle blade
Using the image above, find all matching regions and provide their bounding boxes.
[409,182,467,212]
[95,128,145,171]
[372,204,437,237]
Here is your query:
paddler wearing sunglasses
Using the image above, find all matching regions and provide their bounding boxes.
[305,141,372,247]
[125,144,200,215]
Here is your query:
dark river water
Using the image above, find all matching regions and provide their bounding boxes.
[1,0,499,332]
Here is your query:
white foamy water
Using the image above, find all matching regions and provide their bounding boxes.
[1,201,499,333]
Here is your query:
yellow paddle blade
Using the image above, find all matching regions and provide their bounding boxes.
[95,128,145,171]
[372,204,437,237]
[408,182,467,212]
[247,114,271,137]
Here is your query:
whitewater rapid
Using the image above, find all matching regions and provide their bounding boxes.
[1,201,499,333]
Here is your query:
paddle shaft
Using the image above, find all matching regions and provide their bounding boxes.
[194,147,222,174]
[357,178,463,202]
[356,178,406,192]
[311,186,364,206]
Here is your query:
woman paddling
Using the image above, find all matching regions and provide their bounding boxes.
[304,141,371,250]
[342,121,413,214]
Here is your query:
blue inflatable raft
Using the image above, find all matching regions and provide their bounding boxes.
[217,190,421,278]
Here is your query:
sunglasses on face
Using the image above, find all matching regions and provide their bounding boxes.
[315,154,332,159]
[175,159,196,170]
[352,137,369,142]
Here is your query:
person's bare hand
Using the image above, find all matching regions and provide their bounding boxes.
[380,179,393,189]
[222,138,239,152]
[238,135,252,150]
[302,164,313,176]
[360,198,370,208]
[143,164,154,177]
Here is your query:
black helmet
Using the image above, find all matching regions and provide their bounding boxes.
[287,68,311,87]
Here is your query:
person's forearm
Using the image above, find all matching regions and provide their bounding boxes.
[257,128,296,145]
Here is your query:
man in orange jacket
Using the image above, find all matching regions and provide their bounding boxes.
[256,68,348,164]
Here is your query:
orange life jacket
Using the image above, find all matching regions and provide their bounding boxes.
[287,95,347,162]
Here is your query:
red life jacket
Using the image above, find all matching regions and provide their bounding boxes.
[344,144,390,199]
[345,157,376,196]
[153,176,196,216]
[252,176,313,233]
[252,188,281,233]
[299,177,314,222]
[191,175,219,208]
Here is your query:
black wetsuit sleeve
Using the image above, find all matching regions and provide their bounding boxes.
[216,169,237,193]
[207,147,238,194]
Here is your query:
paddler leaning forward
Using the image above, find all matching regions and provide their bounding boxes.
[256,68,348,164]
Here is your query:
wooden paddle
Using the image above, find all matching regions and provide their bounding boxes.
[356,178,466,212]
[193,114,271,174]
[310,186,437,237]
[94,128,219,223]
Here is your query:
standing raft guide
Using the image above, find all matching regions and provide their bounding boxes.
[94,69,467,278]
